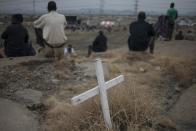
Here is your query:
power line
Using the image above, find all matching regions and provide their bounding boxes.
[33,0,35,15]
[100,0,104,14]
[134,0,139,15]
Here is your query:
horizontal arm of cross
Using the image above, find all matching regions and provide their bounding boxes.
[71,75,124,106]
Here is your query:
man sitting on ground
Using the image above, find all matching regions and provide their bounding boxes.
[128,12,155,53]
[87,31,107,57]
[175,31,184,40]
[1,14,35,57]
[34,1,67,61]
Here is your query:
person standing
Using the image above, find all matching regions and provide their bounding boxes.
[167,2,178,40]
[128,12,155,53]
[34,1,67,61]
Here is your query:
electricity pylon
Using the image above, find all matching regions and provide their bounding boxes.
[100,0,104,14]
[33,0,35,15]
[134,0,139,15]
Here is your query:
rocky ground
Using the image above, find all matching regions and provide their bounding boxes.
[0,42,196,131]
[0,18,196,130]
[0,56,86,131]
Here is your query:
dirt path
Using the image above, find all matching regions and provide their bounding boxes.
[168,85,196,131]
[0,98,38,131]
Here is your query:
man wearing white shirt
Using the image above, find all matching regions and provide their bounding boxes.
[34,1,67,60]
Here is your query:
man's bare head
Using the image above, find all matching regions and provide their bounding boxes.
[138,11,146,21]
[48,1,57,12]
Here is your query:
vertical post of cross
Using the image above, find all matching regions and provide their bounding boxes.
[95,59,112,129]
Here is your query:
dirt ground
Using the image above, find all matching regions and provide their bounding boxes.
[0,16,196,131]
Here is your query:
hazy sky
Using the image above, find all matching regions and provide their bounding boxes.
[0,0,196,14]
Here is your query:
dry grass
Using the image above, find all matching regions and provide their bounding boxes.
[42,76,160,131]
[0,16,196,131]
[29,52,196,131]
[41,53,177,131]
[161,57,196,87]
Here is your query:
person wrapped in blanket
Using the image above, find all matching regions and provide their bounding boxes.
[154,15,170,40]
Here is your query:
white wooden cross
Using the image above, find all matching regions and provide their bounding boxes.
[71,59,124,129]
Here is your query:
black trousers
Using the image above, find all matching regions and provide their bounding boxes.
[34,28,45,47]
[128,36,155,54]
[168,23,175,40]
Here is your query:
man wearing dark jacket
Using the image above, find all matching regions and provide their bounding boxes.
[87,31,107,57]
[1,14,35,57]
[128,12,155,52]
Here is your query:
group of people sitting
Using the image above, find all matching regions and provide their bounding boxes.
[0,1,179,60]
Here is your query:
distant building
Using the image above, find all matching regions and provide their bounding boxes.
[65,16,80,25]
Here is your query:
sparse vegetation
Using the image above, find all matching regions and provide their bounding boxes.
[42,78,159,131]
[41,53,196,131]
[162,57,196,87]
[0,17,196,131]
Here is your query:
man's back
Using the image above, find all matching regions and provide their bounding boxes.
[128,20,154,51]
[34,11,67,45]
[93,34,107,52]
[167,8,178,21]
